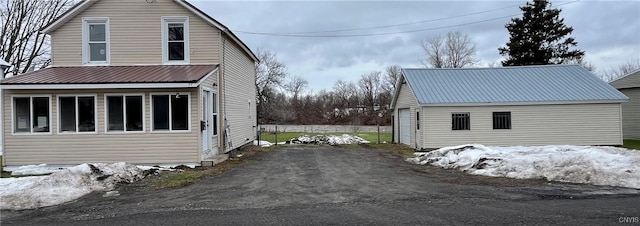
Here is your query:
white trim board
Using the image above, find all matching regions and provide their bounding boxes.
[1,83,200,90]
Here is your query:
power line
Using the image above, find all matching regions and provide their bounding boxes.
[232,0,580,38]
[234,14,519,38]
[236,3,525,35]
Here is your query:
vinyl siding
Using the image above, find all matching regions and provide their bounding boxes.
[220,36,256,151]
[610,71,640,89]
[422,103,623,148]
[3,88,199,166]
[393,82,420,148]
[619,88,640,139]
[50,0,221,66]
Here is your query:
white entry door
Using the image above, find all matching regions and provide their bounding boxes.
[201,90,211,152]
[398,108,410,145]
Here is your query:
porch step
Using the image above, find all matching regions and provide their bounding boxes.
[200,154,229,167]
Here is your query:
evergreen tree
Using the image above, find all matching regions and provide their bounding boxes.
[498,0,584,66]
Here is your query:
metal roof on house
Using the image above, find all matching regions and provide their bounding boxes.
[609,70,640,89]
[0,64,217,85]
[401,64,628,105]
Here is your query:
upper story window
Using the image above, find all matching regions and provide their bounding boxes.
[162,17,190,64]
[82,18,110,64]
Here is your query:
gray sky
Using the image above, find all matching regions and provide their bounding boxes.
[191,0,640,92]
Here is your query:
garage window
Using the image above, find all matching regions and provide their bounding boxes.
[452,113,470,130]
[493,112,511,129]
[416,111,420,130]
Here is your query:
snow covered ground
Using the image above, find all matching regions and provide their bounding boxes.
[407,144,640,189]
[255,134,370,147]
[0,162,143,210]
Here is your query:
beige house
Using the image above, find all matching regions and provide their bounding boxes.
[609,70,640,139]
[0,0,258,166]
[391,65,628,149]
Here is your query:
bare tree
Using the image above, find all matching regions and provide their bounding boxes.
[1,0,74,75]
[358,71,382,111]
[383,65,402,93]
[603,59,640,82]
[284,76,308,100]
[421,31,478,68]
[420,35,445,68]
[255,49,289,123]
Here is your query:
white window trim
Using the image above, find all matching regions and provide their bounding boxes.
[104,93,146,134]
[150,92,191,133]
[161,16,190,65]
[11,95,53,135]
[82,17,110,65]
[56,94,98,134]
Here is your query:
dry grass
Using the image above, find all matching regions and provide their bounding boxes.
[150,145,269,188]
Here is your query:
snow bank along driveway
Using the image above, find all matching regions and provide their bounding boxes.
[0,162,143,210]
[407,144,640,189]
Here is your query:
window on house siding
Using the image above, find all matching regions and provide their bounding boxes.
[451,113,470,130]
[152,94,189,131]
[212,93,218,136]
[106,95,143,132]
[493,112,512,130]
[13,96,50,133]
[83,18,109,64]
[58,96,96,133]
[162,17,189,64]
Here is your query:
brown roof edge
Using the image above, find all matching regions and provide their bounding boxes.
[0,64,218,85]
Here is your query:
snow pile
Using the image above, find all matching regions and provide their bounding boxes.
[325,134,370,145]
[287,134,370,145]
[0,162,144,210]
[8,164,67,176]
[253,140,274,147]
[407,144,640,189]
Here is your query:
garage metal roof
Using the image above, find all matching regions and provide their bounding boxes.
[401,64,628,105]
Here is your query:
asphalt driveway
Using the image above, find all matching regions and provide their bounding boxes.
[2,145,640,225]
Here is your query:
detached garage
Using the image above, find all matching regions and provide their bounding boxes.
[609,70,640,139]
[391,65,629,149]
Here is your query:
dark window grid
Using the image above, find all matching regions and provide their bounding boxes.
[452,113,470,130]
[493,112,511,130]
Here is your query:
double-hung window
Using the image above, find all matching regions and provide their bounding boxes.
[106,95,144,132]
[13,96,51,134]
[58,95,96,133]
[151,93,190,131]
[162,17,189,64]
[452,112,470,130]
[82,18,109,64]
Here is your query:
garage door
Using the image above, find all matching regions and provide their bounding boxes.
[398,108,410,145]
